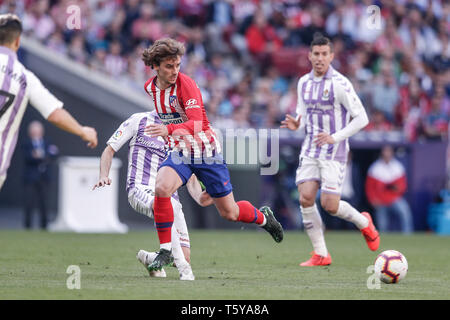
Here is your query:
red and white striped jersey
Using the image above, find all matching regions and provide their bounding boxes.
[144,72,220,158]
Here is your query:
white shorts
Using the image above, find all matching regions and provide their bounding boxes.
[295,156,346,195]
[128,185,190,248]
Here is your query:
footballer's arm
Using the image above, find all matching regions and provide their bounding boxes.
[47,108,98,148]
[92,145,115,190]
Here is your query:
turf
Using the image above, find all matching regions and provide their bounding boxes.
[0,230,449,300]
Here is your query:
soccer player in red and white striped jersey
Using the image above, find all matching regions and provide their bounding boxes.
[141,38,284,271]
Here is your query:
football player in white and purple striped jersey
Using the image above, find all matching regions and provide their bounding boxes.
[0,14,97,190]
[93,110,212,280]
[281,36,380,266]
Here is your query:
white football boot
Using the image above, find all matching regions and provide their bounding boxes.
[136,249,166,278]
[177,262,195,281]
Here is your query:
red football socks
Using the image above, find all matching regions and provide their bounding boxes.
[236,201,265,225]
[153,196,174,245]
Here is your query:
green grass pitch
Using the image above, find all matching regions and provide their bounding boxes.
[0,230,449,300]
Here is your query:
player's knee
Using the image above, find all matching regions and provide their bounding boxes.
[322,200,339,215]
[300,194,315,208]
[219,207,239,222]
[154,182,173,197]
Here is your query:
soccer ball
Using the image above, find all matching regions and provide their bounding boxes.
[374,250,408,284]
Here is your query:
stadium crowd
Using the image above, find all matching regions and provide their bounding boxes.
[2,0,449,141]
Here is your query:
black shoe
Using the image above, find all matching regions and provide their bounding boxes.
[260,206,284,243]
[147,249,174,271]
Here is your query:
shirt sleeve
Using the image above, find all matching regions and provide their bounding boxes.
[166,76,204,136]
[107,114,138,152]
[295,77,307,131]
[335,76,365,118]
[25,70,64,119]
[331,77,369,143]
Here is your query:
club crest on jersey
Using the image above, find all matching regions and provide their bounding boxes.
[169,95,178,108]
[322,89,330,100]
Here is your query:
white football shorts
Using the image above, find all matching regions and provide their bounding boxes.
[128,184,190,248]
[295,156,346,195]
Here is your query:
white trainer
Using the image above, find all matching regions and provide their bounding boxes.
[178,262,195,281]
[136,249,166,278]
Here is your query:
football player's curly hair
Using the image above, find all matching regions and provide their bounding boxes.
[142,38,186,69]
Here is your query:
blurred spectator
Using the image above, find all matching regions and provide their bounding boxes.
[371,67,400,123]
[365,145,414,234]
[422,94,449,140]
[68,32,88,63]
[22,121,59,230]
[398,77,431,140]
[365,110,394,132]
[22,0,55,41]
[46,31,67,55]
[245,9,282,71]
[131,2,163,43]
[104,40,127,77]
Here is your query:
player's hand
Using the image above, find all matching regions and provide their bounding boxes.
[145,124,168,138]
[280,114,300,131]
[92,176,112,190]
[314,132,335,147]
[81,126,98,149]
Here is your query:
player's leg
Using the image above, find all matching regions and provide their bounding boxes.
[320,193,369,229]
[150,154,193,271]
[128,185,167,277]
[193,154,283,242]
[296,156,330,266]
[319,160,379,251]
[129,185,190,278]
[153,165,184,251]
[171,199,195,280]
[298,181,332,266]
[211,192,283,243]
[172,200,191,263]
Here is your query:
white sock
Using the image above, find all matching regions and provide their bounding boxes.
[333,201,369,230]
[160,243,171,251]
[301,204,328,257]
[258,215,267,227]
[171,225,188,267]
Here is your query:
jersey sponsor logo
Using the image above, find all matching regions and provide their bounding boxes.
[136,136,165,152]
[186,98,197,106]
[185,105,200,110]
[158,112,183,124]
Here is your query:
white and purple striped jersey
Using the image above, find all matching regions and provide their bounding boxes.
[107,110,179,200]
[296,65,367,163]
[0,46,63,187]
